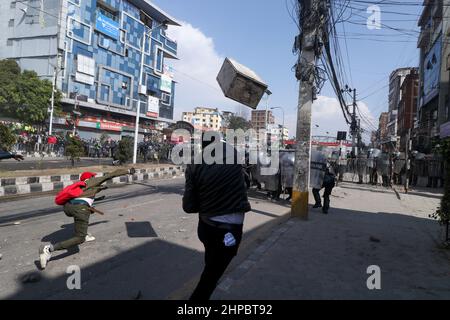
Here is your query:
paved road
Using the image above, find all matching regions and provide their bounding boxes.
[0,178,289,300]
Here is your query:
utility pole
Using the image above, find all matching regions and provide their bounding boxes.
[291,0,326,219]
[351,89,358,157]
[49,67,56,136]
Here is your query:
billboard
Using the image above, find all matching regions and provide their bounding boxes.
[160,74,172,93]
[147,96,160,118]
[421,35,441,107]
[96,13,119,40]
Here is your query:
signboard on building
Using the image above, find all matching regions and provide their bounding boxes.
[147,96,160,118]
[95,13,119,40]
[421,35,442,107]
[96,121,122,132]
[160,74,172,93]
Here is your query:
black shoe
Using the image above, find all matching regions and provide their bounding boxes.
[313,204,322,209]
[322,209,329,214]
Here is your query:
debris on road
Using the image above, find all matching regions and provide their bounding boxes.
[370,236,381,243]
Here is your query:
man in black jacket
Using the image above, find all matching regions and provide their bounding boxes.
[183,134,251,301]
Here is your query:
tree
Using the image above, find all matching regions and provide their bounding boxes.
[0,123,16,151]
[430,138,450,242]
[115,137,133,165]
[226,115,252,131]
[0,59,62,126]
[65,136,85,167]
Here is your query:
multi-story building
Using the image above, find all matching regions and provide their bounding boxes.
[397,69,419,152]
[417,0,448,152]
[0,0,179,140]
[251,109,275,145]
[267,124,289,145]
[377,112,389,150]
[383,68,416,152]
[182,107,222,132]
[251,110,274,131]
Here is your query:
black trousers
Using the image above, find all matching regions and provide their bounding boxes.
[312,185,333,211]
[190,218,243,301]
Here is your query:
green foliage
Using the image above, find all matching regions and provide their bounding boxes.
[115,137,133,165]
[0,123,16,151]
[226,115,252,131]
[430,138,450,226]
[0,59,62,125]
[65,136,85,166]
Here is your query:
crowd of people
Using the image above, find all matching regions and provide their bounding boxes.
[333,150,446,189]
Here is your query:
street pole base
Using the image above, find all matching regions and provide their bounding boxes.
[291,191,309,220]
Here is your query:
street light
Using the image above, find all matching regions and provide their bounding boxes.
[48,53,63,136]
[271,107,285,148]
[263,89,272,148]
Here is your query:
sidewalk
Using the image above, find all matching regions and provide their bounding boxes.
[213,182,450,300]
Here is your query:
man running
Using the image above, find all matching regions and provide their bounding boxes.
[39,168,135,269]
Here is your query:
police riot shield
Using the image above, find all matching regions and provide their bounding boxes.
[357,155,368,176]
[310,149,327,189]
[393,152,406,175]
[253,151,280,192]
[367,148,381,169]
[377,153,391,176]
[280,150,295,189]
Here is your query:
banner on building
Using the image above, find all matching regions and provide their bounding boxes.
[160,74,172,93]
[96,13,119,40]
[96,121,122,132]
[146,96,160,118]
[422,35,442,107]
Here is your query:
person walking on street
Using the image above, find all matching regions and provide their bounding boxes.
[183,133,251,301]
[39,168,135,269]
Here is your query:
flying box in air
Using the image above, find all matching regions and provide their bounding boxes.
[216,58,269,109]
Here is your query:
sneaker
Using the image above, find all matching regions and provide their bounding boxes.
[85,234,96,242]
[39,245,52,269]
[313,204,322,209]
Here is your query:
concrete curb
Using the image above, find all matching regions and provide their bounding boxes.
[0,166,184,198]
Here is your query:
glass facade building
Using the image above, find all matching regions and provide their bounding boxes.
[0,0,179,140]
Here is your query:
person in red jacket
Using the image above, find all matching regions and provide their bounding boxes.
[39,168,135,269]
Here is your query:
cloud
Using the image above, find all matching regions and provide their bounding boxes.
[166,22,237,120]
[166,23,377,142]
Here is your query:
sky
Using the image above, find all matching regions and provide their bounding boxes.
[152,0,423,142]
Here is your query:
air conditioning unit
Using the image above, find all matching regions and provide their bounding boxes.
[138,85,147,95]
